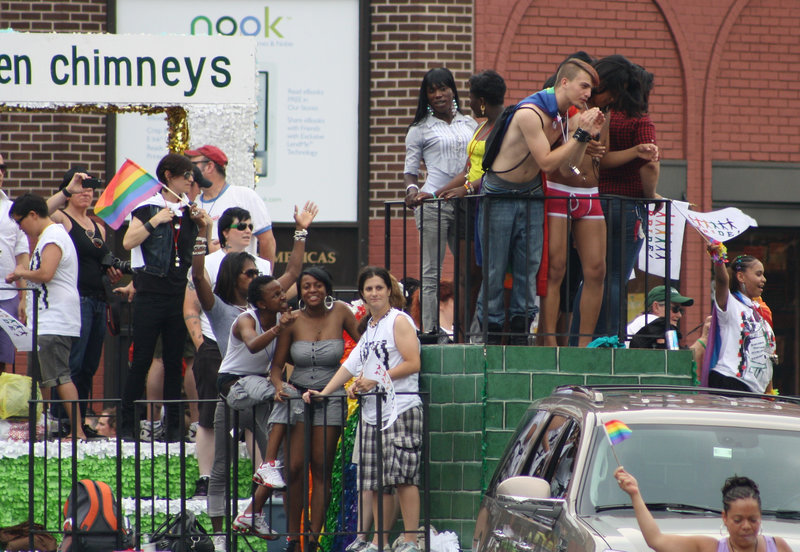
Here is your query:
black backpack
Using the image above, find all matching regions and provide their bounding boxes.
[481,105,517,173]
[59,479,131,552]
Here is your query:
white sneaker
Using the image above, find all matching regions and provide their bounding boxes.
[232,513,279,540]
[140,419,164,442]
[346,538,371,552]
[253,460,287,489]
[212,534,226,552]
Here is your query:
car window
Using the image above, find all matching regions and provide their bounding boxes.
[549,422,581,499]
[492,409,549,487]
[523,414,571,479]
[580,424,800,514]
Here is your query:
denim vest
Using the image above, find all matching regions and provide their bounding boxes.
[136,204,199,277]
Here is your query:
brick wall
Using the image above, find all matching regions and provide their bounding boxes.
[1,0,111,401]
[421,344,693,549]
[367,0,474,270]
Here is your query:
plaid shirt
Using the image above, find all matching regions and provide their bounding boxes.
[599,110,657,197]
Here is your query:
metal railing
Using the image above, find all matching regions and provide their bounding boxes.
[385,195,679,345]
[20,392,430,552]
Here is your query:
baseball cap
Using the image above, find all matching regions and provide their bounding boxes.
[184,145,228,167]
[59,166,87,190]
[646,285,694,310]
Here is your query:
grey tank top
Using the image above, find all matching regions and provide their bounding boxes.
[288,338,344,390]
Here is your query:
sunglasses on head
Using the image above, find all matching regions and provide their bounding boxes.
[242,268,261,278]
[229,222,254,231]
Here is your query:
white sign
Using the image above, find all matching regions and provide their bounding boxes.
[638,200,688,278]
[115,0,360,223]
[673,203,758,242]
[0,31,255,104]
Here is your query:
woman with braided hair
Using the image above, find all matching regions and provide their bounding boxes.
[615,467,790,551]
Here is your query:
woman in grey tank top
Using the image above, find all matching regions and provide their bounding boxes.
[268,267,360,552]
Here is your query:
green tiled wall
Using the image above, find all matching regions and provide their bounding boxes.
[420,345,693,549]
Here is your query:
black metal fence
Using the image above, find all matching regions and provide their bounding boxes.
[18,391,430,552]
[385,195,680,345]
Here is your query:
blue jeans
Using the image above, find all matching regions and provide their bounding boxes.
[475,187,544,326]
[571,197,644,342]
[51,295,106,419]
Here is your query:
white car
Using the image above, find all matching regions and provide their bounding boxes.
[473,385,800,551]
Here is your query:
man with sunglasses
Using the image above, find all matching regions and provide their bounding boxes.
[0,153,30,372]
[185,145,276,266]
[626,285,693,345]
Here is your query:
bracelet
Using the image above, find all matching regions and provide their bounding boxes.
[61,188,72,198]
[192,245,207,256]
[143,221,155,233]
[294,229,308,242]
[431,191,437,199]
[573,128,591,143]
[697,338,706,349]
[707,240,728,265]
[195,236,207,244]
[405,184,419,194]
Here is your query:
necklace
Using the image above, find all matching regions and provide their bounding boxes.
[467,121,496,160]
[728,537,758,552]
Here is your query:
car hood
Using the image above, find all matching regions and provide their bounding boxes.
[581,512,800,551]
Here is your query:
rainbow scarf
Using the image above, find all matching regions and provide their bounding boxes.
[94,159,162,230]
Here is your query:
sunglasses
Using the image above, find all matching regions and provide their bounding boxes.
[229,222,254,231]
[242,268,261,278]
[12,212,29,226]
[192,159,211,167]
[655,302,684,314]
[85,229,104,248]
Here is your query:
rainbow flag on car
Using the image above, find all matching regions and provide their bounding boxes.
[604,420,632,446]
[94,159,162,230]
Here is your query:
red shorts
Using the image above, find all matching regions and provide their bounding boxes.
[545,182,604,220]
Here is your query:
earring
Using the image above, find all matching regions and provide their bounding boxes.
[451,98,459,115]
[324,295,335,310]
[426,104,434,115]
[480,101,486,117]
[298,299,306,311]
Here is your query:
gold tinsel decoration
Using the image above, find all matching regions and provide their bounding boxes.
[0,104,189,153]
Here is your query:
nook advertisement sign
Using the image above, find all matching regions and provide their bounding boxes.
[115,0,360,223]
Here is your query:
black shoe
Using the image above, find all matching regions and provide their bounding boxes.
[193,476,209,498]
[509,316,531,346]
[487,323,504,345]
[82,424,102,440]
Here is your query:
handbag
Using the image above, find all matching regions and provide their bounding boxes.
[151,512,214,552]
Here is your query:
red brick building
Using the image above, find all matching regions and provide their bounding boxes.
[2,0,799,392]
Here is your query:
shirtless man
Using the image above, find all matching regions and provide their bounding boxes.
[475,59,604,344]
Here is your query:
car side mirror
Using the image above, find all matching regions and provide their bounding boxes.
[495,476,564,529]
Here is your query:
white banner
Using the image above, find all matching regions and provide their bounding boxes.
[672,203,758,242]
[638,200,688,278]
[0,32,255,104]
[0,310,32,352]
[115,0,360,222]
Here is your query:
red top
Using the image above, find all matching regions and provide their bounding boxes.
[599,110,657,197]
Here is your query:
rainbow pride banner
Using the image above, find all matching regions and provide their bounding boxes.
[604,419,632,446]
[95,159,161,230]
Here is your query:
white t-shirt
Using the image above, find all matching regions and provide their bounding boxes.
[342,308,421,425]
[197,248,272,341]
[0,191,30,301]
[712,290,775,393]
[26,223,80,337]
[197,184,273,258]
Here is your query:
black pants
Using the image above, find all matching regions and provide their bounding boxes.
[120,291,187,437]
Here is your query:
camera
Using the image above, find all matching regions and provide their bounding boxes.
[100,253,133,274]
[82,177,103,189]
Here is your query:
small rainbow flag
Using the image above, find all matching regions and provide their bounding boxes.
[604,420,632,446]
[94,159,162,230]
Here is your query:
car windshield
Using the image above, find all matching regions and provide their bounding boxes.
[579,424,800,516]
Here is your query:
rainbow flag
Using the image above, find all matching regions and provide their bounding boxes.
[94,159,162,230]
[604,420,632,446]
